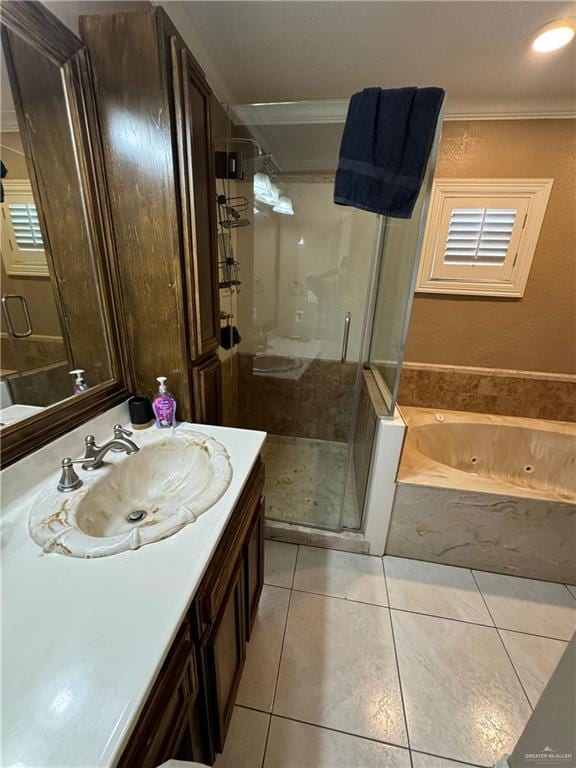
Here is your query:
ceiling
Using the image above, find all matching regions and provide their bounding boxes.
[182,1,576,115]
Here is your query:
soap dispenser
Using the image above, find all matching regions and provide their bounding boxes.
[69,369,89,394]
[152,376,177,428]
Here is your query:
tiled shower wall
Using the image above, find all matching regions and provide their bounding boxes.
[236,355,357,441]
[398,363,576,422]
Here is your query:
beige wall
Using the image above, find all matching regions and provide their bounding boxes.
[1,131,63,340]
[405,119,576,375]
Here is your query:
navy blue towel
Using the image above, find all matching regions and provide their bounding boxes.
[334,86,445,218]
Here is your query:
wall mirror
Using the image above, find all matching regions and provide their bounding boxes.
[0,1,131,467]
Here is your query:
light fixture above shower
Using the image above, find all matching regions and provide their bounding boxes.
[273,195,294,215]
[254,172,294,215]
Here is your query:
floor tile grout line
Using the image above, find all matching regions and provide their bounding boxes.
[563,583,576,602]
[410,747,489,768]
[262,570,296,767]
[382,551,392,607]
[235,704,490,768]
[290,544,300,590]
[284,586,571,642]
[470,570,534,712]
[263,581,292,591]
[259,542,298,766]
[382,558,413,766]
[259,709,412,755]
[233,704,271,768]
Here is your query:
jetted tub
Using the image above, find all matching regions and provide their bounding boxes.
[387,406,576,583]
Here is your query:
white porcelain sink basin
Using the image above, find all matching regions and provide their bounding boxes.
[29,425,233,558]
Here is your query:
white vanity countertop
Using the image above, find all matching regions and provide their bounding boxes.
[1,416,266,768]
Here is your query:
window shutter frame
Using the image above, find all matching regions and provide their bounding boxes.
[416,178,554,297]
[1,179,49,277]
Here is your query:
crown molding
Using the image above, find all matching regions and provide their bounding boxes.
[153,0,236,106]
[231,99,576,126]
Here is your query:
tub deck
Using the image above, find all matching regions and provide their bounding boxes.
[388,406,576,583]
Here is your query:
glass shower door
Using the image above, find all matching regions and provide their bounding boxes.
[217,99,377,531]
[368,126,441,414]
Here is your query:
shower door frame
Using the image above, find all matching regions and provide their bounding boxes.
[365,112,445,416]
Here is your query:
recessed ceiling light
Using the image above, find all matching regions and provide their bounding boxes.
[532,20,575,52]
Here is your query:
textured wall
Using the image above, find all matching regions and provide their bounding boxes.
[405,119,576,375]
[0,131,64,341]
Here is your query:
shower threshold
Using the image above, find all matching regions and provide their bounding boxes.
[265,520,369,555]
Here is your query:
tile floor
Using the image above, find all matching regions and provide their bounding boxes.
[216,543,576,768]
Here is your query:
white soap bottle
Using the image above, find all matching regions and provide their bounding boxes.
[69,369,89,394]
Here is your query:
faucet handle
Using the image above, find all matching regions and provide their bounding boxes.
[113,424,133,439]
[58,457,93,492]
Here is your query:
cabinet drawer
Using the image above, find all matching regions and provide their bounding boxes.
[195,457,264,628]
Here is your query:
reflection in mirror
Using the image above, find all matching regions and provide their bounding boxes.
[0,28,112,429]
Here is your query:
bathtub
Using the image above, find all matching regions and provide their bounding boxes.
[387,406,576,583]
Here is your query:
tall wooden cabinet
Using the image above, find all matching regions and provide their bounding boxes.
[80,8,221,424]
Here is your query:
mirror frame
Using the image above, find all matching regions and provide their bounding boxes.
[0,1,133,468]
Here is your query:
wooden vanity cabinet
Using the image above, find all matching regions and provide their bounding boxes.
[80,8,222,424]
[244,496,265,640]
[117,621,202,768]
[192,456,265,760]
[118,458,265,767]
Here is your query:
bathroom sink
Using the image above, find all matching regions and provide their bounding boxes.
[29,426,233,558]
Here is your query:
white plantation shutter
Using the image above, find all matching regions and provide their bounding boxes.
[1,180,48,276]
[444,208,516,266]
[8,202,44,250]
[417,179,553,297]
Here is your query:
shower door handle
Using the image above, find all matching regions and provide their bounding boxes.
[1,294,33,338]
[341,312,351,363]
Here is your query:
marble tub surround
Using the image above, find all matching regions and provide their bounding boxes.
[398,362,576,422]
[217,541,574,767]
[29,425,233,558]
[388,483,576,583]
[389,406,576,583]
[1,408,265,768]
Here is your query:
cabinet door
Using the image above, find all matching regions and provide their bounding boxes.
[192,353,222,425]
[244,496,265,640]
[201,560,246,754]
[172,39,220,360]
[118,623,200,768]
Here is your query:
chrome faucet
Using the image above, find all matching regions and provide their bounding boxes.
[57,426,140,492]
[82,425,139,471]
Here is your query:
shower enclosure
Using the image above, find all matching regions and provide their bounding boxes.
[215,98,440,535]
